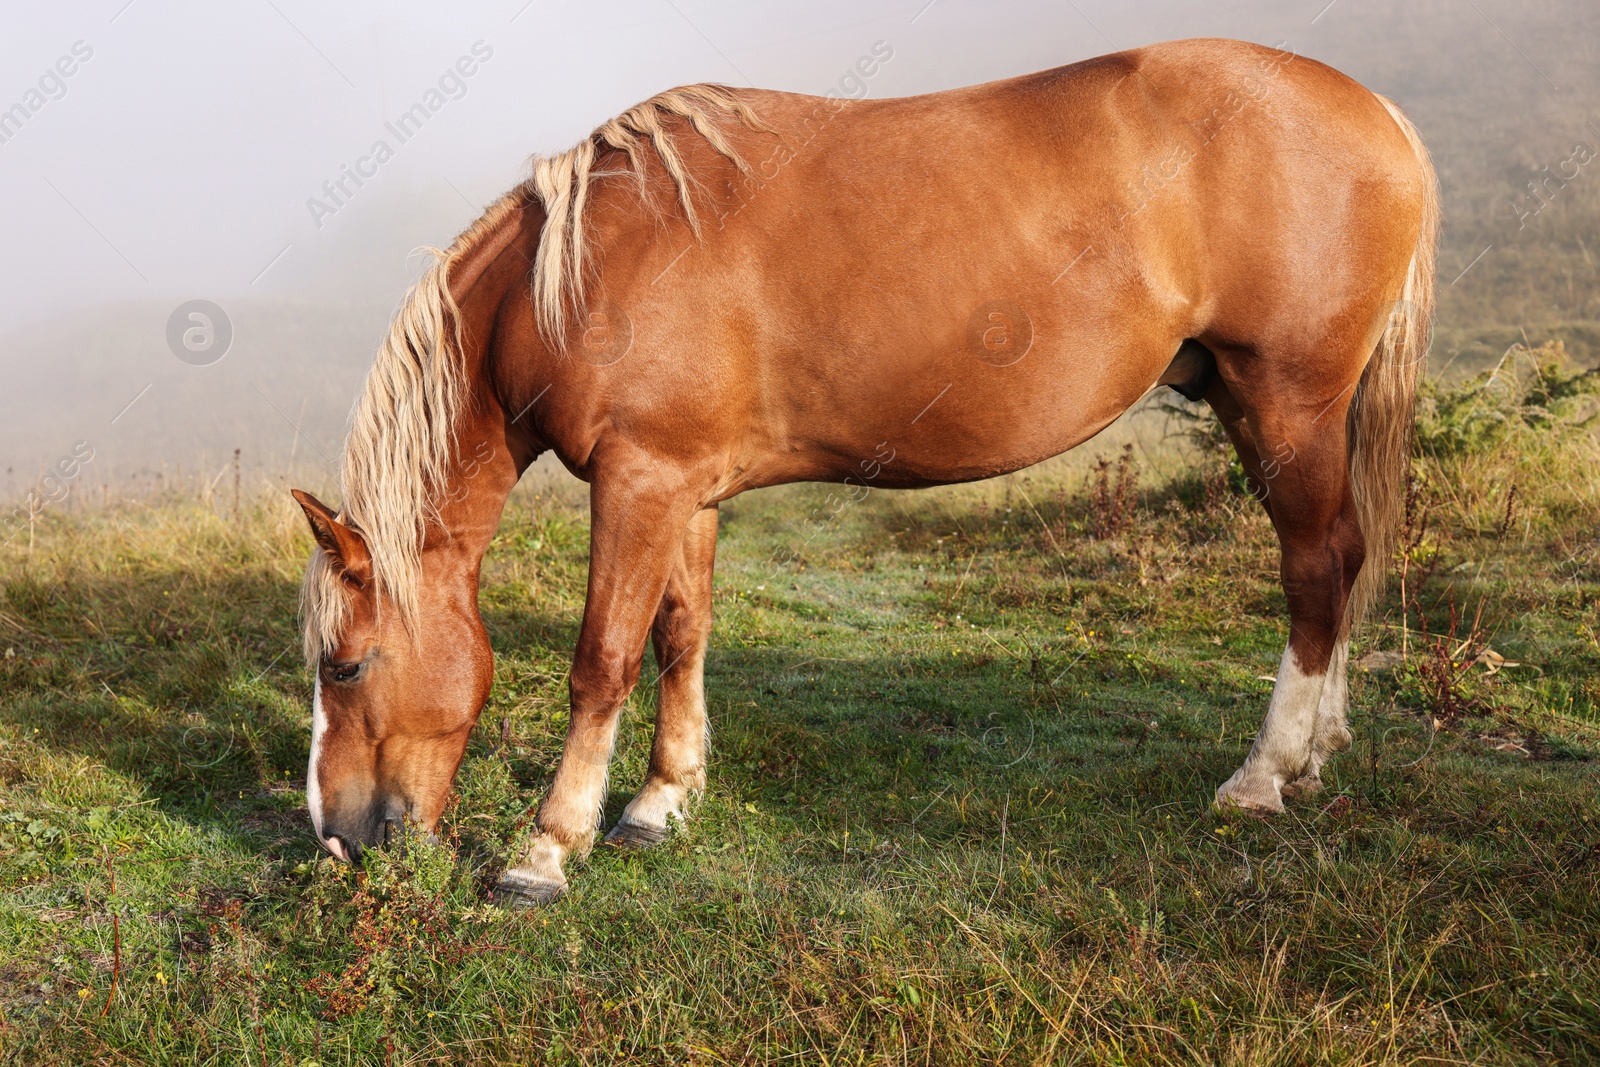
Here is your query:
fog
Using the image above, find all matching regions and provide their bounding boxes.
[2,0,1596,497]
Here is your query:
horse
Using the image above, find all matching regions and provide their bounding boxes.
[290,37,1438,905]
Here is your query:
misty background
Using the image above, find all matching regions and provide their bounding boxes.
[2,0,1597,502]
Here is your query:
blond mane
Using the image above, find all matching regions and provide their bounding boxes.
[302,84,765,664]
[529,83,767,344]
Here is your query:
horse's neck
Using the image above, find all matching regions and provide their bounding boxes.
[425,198,547,568]
[420,393,525,577]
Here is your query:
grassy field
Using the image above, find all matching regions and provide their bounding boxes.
[2,344,1600,1064]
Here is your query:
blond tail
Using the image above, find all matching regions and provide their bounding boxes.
[1345,95,1440,633]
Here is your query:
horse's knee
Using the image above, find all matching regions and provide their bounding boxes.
[570,643,641,710]
[654,593,709,656]
[1332,497,1365,587]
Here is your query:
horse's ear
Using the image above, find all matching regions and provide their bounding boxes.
[291,489,373,585]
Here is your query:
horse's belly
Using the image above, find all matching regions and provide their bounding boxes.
[778,330,1175,490]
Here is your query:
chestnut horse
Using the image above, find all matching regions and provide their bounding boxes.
[291,38,1437,904]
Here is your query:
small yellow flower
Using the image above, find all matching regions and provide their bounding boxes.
[79,988,91,998]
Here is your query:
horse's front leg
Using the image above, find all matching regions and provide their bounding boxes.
[495,475,700,906]
[605,505,718,847]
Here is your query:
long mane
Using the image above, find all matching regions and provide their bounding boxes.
[528,83,766,345]
[301,84,765,664]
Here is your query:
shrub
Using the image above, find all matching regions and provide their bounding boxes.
[1415,340,1600,459]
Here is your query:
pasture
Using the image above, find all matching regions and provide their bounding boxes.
[2,344,1599,1064]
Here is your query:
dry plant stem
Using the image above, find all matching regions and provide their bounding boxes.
[1401,552,1410,660]
[96,849,120,1018]
[99,919,119,1018]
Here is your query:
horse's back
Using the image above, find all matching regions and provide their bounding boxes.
[572,40,1431,490]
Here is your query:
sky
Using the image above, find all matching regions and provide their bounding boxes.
[4,0,1224,332]
[0,0,1592,491]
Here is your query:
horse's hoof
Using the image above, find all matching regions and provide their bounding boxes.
[493,872,568,908]
[1280,774,1324,800]
[1214,796,1279,819]
[1214,773,1285,817]
[603,818,667,849]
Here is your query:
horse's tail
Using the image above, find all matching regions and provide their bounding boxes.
[1345,94,1439,633]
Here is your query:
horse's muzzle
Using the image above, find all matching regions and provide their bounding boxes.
[319,806,435,864]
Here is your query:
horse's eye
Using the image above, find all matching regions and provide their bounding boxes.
[325,659,365,684]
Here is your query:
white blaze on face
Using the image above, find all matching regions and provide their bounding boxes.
[308,677,330,848]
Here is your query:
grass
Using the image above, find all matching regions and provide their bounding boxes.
[2,347,1600,1064]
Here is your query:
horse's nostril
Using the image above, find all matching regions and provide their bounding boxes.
[322,832,365,863]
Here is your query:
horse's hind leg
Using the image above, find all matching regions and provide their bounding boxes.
[605,506,718,847]
[1284,639,1352,799]
[1207,369,1363,814]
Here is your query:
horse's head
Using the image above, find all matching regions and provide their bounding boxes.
[291,489,493,862]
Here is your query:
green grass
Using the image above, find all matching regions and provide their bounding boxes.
[3,372,1600,1063]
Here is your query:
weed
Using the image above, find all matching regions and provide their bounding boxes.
[1088,443,1139,540]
